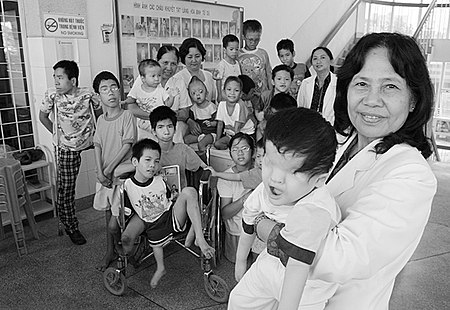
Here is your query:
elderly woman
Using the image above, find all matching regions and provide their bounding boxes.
[247,33,437,309]
[297,47,336,124]
[126,45,191,142]
[174,37,217,136]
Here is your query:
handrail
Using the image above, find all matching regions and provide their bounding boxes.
[413,0,438,38]
[319,0,363,47]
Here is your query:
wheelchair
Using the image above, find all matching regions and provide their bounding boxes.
[102,164,230,303]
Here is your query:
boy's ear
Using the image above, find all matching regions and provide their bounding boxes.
[70,77,77,87]
[292,50,296,57]
[131,157,138,167]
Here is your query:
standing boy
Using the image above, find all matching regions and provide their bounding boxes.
[92,71,136,271]
[229,108,341,310]
[39,60,102,245]
[238,20,272,95]
[214,34,241,102]
[276,39,311,99]
[256,65,294,140]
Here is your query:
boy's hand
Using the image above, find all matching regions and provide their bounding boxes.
[204,166,218,177]
[235,260,247,282]
[167,86,180,98]
[212,68,221,80]
[97,172,112,188]
[187,119,202,135]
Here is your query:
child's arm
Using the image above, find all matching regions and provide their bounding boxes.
[39,111,53,133]
[103,143,133,180]
[114,162,135,178]
[126,100,150,120]
[220,191,252,220]
[164,87,180,108]
[264,51,273,91]
[235,229,255,282]
[233,102,248,133]
[206,166,243,182]
[278,260,310,310]
[216,120,224,141]
[94,145,111,188]
[215,79,222,102]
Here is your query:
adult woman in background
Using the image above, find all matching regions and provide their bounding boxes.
[296,47,336,124]
[127,45,191,142]
[174,37,217,137]
[255,32,437,309]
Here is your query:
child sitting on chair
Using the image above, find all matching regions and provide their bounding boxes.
[117,138,215,288]
[183,76,218,162]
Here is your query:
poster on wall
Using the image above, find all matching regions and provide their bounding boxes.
[117,0,243,90]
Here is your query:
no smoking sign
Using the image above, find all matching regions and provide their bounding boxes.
[44,18,58,33]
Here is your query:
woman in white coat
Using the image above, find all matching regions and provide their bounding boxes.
[255,33,437,309]
[297,47,336,124]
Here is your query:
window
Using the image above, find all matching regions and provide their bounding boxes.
[0,0,33,156]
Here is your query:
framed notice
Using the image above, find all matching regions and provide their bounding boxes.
[116,0,243,92]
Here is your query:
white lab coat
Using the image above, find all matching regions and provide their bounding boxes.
[296,73,337,125]
[308,135,437,309]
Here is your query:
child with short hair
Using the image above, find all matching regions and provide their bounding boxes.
[217,133,255,263]
[214,76,255,150]
[91,71,136,271]
[229,107,341,310]
[213,34,241,102]
[184,76,218,161]
[39,60,102,245]
[277,38,311,99]
[238,75,258,133]
[119,138,215,288]
[125,59,179,140]
[150,106,207,189]
[256,65,294,140]
[238,19,272,95]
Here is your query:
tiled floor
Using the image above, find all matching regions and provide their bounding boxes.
[0,160,449,309]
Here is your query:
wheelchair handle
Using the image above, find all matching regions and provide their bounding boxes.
[200,169,211,182]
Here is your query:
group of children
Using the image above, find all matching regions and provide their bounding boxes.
[40,17,343,309]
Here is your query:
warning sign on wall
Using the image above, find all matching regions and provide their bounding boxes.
[43,14,87,38]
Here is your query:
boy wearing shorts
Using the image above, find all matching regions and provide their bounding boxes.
[120,139,215,288]
[92,71,136,271]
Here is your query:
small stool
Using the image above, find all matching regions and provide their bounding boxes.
[0,157,39,256]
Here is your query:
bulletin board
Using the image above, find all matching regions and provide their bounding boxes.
[116,0,244,94]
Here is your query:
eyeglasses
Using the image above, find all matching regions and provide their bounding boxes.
[231,146,251,153]
[99,85,119,93]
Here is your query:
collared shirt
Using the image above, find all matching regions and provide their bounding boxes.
[310,73,331,113]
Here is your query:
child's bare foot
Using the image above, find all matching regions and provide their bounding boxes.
[184,227,195,247]
[196,238,215,259]
[150,268,167,288]
[95,253,118,272]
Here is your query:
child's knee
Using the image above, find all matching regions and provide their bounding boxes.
[108,219,119,234]
[121,233,134,248]
[180,186,197,200]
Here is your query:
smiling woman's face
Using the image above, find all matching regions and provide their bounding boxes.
[184,47,203,73]
[158,51,178,80]
[347,47,413,148]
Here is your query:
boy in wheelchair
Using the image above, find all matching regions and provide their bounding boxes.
[111,138,215,288]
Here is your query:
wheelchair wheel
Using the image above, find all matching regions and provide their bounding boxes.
[103,267,127,296]
[204,274,229,303]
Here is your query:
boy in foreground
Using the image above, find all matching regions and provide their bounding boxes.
[228,108,341,309]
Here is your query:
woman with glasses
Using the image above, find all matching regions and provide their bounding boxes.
[297,46,336,124]
[217,133,255,263]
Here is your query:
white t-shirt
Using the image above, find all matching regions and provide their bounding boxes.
[128,82,167,113]
[217,167,251,236]
[215,59,241,84]
[216,101,255,135]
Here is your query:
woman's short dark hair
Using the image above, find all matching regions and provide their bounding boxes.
[157,45,180,62]
[179,38,206,64]
[334,32,433,158]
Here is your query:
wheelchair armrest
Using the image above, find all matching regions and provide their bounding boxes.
[200,169,211,182]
